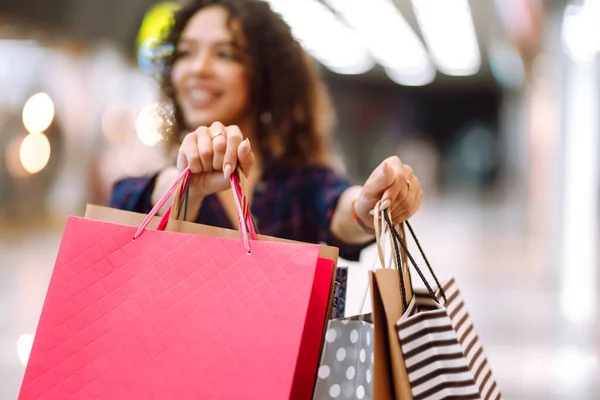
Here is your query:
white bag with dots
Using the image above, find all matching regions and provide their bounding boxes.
[313,315,374,400]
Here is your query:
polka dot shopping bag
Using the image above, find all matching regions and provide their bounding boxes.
[313,314,374,400]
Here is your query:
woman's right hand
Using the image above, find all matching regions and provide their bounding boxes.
[176,121,255,198]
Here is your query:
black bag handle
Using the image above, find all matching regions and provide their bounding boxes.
[383,212,447,309]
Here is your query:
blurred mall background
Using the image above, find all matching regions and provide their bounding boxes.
[0,0,599,398]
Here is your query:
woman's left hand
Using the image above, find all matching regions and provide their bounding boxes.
[355,156,423,225]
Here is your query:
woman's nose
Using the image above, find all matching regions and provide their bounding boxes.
[191,52,214,76]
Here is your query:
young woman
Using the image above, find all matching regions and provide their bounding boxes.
[109,0,422,261]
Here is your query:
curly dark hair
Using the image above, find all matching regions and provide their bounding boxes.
[159,0,336,169]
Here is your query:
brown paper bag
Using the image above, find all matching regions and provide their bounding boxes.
[364,204,414,399]
[371,268,414,400]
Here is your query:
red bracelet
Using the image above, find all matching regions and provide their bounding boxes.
[352,198,375,235]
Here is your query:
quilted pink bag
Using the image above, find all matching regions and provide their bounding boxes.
[19,168,337,399]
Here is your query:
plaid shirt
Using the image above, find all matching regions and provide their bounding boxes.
[108,160,372,261]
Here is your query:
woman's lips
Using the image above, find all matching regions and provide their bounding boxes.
[184,88,222,108]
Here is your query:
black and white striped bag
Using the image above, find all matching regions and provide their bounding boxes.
[396,293,481,400]
[383,213,502,400]
[434,279,502,400]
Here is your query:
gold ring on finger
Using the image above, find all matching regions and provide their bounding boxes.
[210,131,226,140]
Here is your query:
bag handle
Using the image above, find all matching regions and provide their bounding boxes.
[168,166,258,241]
[404,220,446,303]
[377,209,411,311]
[383,212,447,307]
[373,201,406,270]
[230,168,258,240]
[355,201,406,315]
[133,167,254,253]
[229,169,251,252]
[373,201,391,269]
[133,168,191,240]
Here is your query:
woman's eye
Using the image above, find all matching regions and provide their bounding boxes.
[218,51,238,61]
[174,50,190,60]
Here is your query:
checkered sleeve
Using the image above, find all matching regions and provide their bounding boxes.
[312,167,374,261]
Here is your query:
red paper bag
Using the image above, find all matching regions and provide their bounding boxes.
[18,168,337,400]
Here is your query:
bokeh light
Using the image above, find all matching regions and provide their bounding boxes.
[16,334,34,367]
[137,2,179,73]
[19,133,51,174]
[22,92,54,134]
[135,103,164,146]
[5,136,29,178]
[136,2,180,50]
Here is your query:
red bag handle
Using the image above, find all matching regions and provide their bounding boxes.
[230,169,258,240]
[133,167,254,253]
[156,168,257,240]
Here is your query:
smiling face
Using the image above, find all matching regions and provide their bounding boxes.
[171,6,252,131]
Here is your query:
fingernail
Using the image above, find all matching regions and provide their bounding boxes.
[243,138,251,152]
[369,209,375,216]
[380,162,387,178]
[223,163,232,178]
[381,200,391,210]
